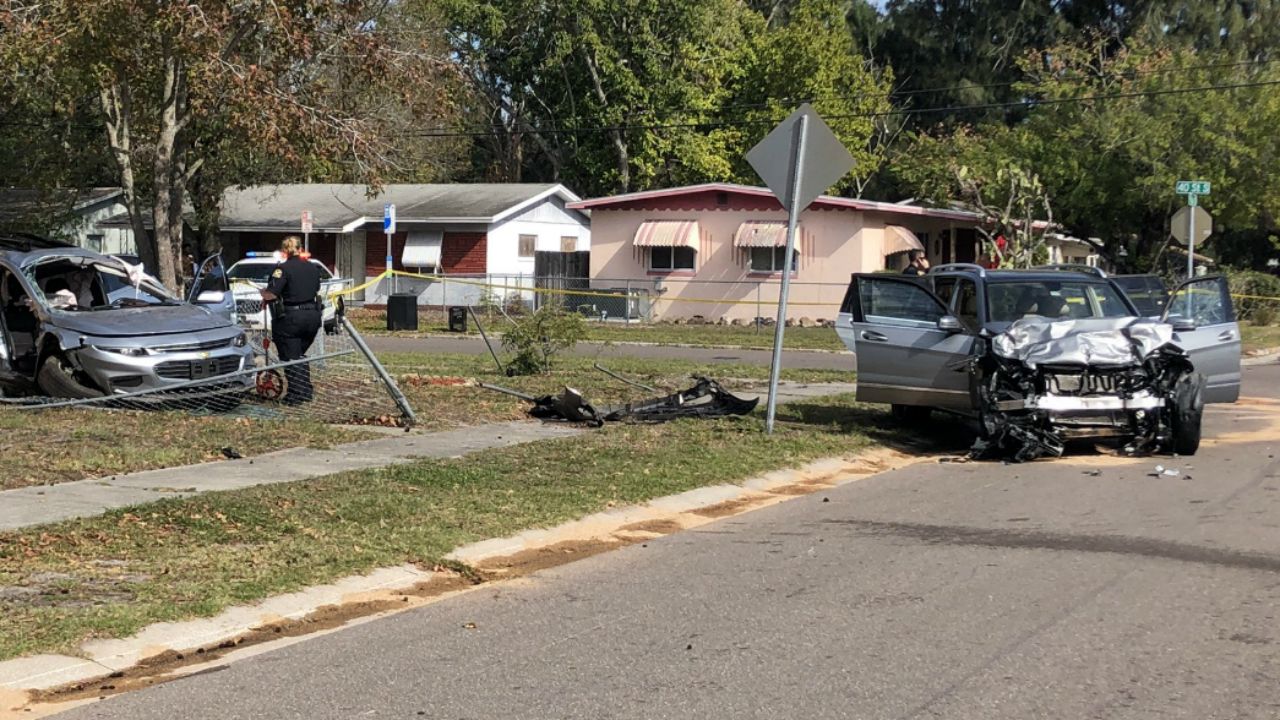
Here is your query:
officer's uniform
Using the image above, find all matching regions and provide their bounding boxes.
[266,256,324,404]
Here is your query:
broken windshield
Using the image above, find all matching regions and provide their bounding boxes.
[24,256,177,311]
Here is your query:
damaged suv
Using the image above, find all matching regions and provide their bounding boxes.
[837,264,1240,461]
[0,236,253,400]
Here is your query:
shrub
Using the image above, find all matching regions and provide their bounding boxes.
[502,304,586,375]
[1225,269,1280,323]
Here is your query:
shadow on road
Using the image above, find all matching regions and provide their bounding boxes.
[776,402,976,455]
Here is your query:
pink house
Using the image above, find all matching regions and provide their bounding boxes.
[567,183,986,322]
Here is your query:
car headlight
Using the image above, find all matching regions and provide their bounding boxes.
[99,346,149,357]
[232,333,248,348]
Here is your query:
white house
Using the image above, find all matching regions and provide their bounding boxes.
[0,187,136,255]
[216,184,590,304]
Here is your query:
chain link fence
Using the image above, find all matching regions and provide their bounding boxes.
[0,311,415,427]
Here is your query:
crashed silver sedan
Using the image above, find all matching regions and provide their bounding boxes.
[0,237,252,400]
[836,265,1241,461]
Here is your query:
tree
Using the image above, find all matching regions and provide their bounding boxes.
[0,1,455,291]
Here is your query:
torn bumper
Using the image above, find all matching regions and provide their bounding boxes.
[995,393,1164,413]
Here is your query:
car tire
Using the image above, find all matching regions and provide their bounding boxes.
[1167,372,1205,456]
[324,319,337,335]
[37,355,105,400]
[891,404,932,424]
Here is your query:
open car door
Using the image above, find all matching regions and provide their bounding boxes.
[836,274,975,410]
[1163,276,1240,404]
[188,252,235,322]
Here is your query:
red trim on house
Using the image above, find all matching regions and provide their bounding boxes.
[566,182,982,222]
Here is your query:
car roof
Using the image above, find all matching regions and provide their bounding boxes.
[932,268,1113,283]
[229,257,326,265]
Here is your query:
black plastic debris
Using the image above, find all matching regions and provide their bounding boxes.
[478,375,758,427]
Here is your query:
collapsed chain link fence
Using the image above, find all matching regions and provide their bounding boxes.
[0,308,415,427]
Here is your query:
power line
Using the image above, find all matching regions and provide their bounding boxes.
[405,77,1280,139]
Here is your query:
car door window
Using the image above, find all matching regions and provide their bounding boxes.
[858,277,946,329]
[933,278,957,308]
[954,279,979,328]
[1166,277,1234,326]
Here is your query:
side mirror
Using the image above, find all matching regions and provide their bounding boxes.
[937,315,964,333]
[1169,316,1197,333]
[196,290,226,304]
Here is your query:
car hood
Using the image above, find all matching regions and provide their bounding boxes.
[48,304,234,337]
[992,317,1173,368]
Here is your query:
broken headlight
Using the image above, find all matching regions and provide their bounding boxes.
[98,346,149,357]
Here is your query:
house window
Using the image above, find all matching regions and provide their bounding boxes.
[649,246,696,271]
[748,246,796,273]
[86,234,104,252]
[518,234,536,258]
[560,236,577,253]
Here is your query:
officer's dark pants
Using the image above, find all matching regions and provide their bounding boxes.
[272,305,322,404]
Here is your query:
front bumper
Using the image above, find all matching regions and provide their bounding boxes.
[72,334,255,395]
[996,393,1164,413]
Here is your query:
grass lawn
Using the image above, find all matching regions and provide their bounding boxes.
[347,306,845,352]
[1240,323,1280,354]
[0,410,375,491]
[0,394,959,662]
[382,351,856,431]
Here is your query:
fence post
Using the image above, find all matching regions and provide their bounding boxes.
[442,275,448,314]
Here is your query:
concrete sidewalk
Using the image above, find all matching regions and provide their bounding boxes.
[0,382,857,533]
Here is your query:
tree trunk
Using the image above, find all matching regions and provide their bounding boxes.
[151,53,182,293]
[98,79,156,273]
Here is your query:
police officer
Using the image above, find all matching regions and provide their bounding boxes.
[902,249,930,276]
[260,236,323,404]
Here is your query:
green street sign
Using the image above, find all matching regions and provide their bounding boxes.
[1176,180,1211,195]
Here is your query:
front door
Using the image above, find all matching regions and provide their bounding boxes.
[188,252,235,322]
[837,274,975,410]
[1163,276,1240,404]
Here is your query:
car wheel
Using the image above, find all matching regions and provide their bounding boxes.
[37,355,105,400]
[890,404,932,424]
[1167,372,1205,456]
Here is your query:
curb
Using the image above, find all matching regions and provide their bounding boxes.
[0,450,916,707]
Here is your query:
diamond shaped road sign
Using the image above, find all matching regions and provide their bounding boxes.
[1171,205,1212,245]
[746,103,855,212]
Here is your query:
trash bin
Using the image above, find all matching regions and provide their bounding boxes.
[448,306,468,333]
[387,293,419,331]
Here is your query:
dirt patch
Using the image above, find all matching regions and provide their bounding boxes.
[690,496,770,518]
[617,519,686,535]
[474,539,628,578]
[28,570,478,707]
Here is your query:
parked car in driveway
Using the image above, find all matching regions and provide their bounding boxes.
[226,253,350,334]
[836,263,1241,460]
[0,236,253,400]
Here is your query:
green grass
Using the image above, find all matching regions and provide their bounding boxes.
[382,351,856,430]
[0,410,375,490]
[1240,323,1280,354]
[347,307,845,352]
[0,394,956,661]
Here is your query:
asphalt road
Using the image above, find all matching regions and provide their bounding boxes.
[57,365,1280,719]
[366,334,855,371]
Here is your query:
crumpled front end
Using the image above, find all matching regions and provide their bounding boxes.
[972,317,1193,462]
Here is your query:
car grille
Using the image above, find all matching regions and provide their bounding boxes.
[1046,372,1120,396]
[150,338,231,353]
[156,356,243,380]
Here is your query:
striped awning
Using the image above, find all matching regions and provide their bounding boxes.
[734,221,789,248]
[884,225,925,255]
[633,220,700,248]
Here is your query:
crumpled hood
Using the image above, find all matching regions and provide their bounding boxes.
[993,317,1173,368]
[48,304,233,337]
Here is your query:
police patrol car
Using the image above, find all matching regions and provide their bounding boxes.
[226,252,351,333]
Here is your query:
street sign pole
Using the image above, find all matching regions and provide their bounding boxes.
[301,210,313,254]
[764,113,809,435]
[1186,195,1196,280]
[384,203,397,294]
